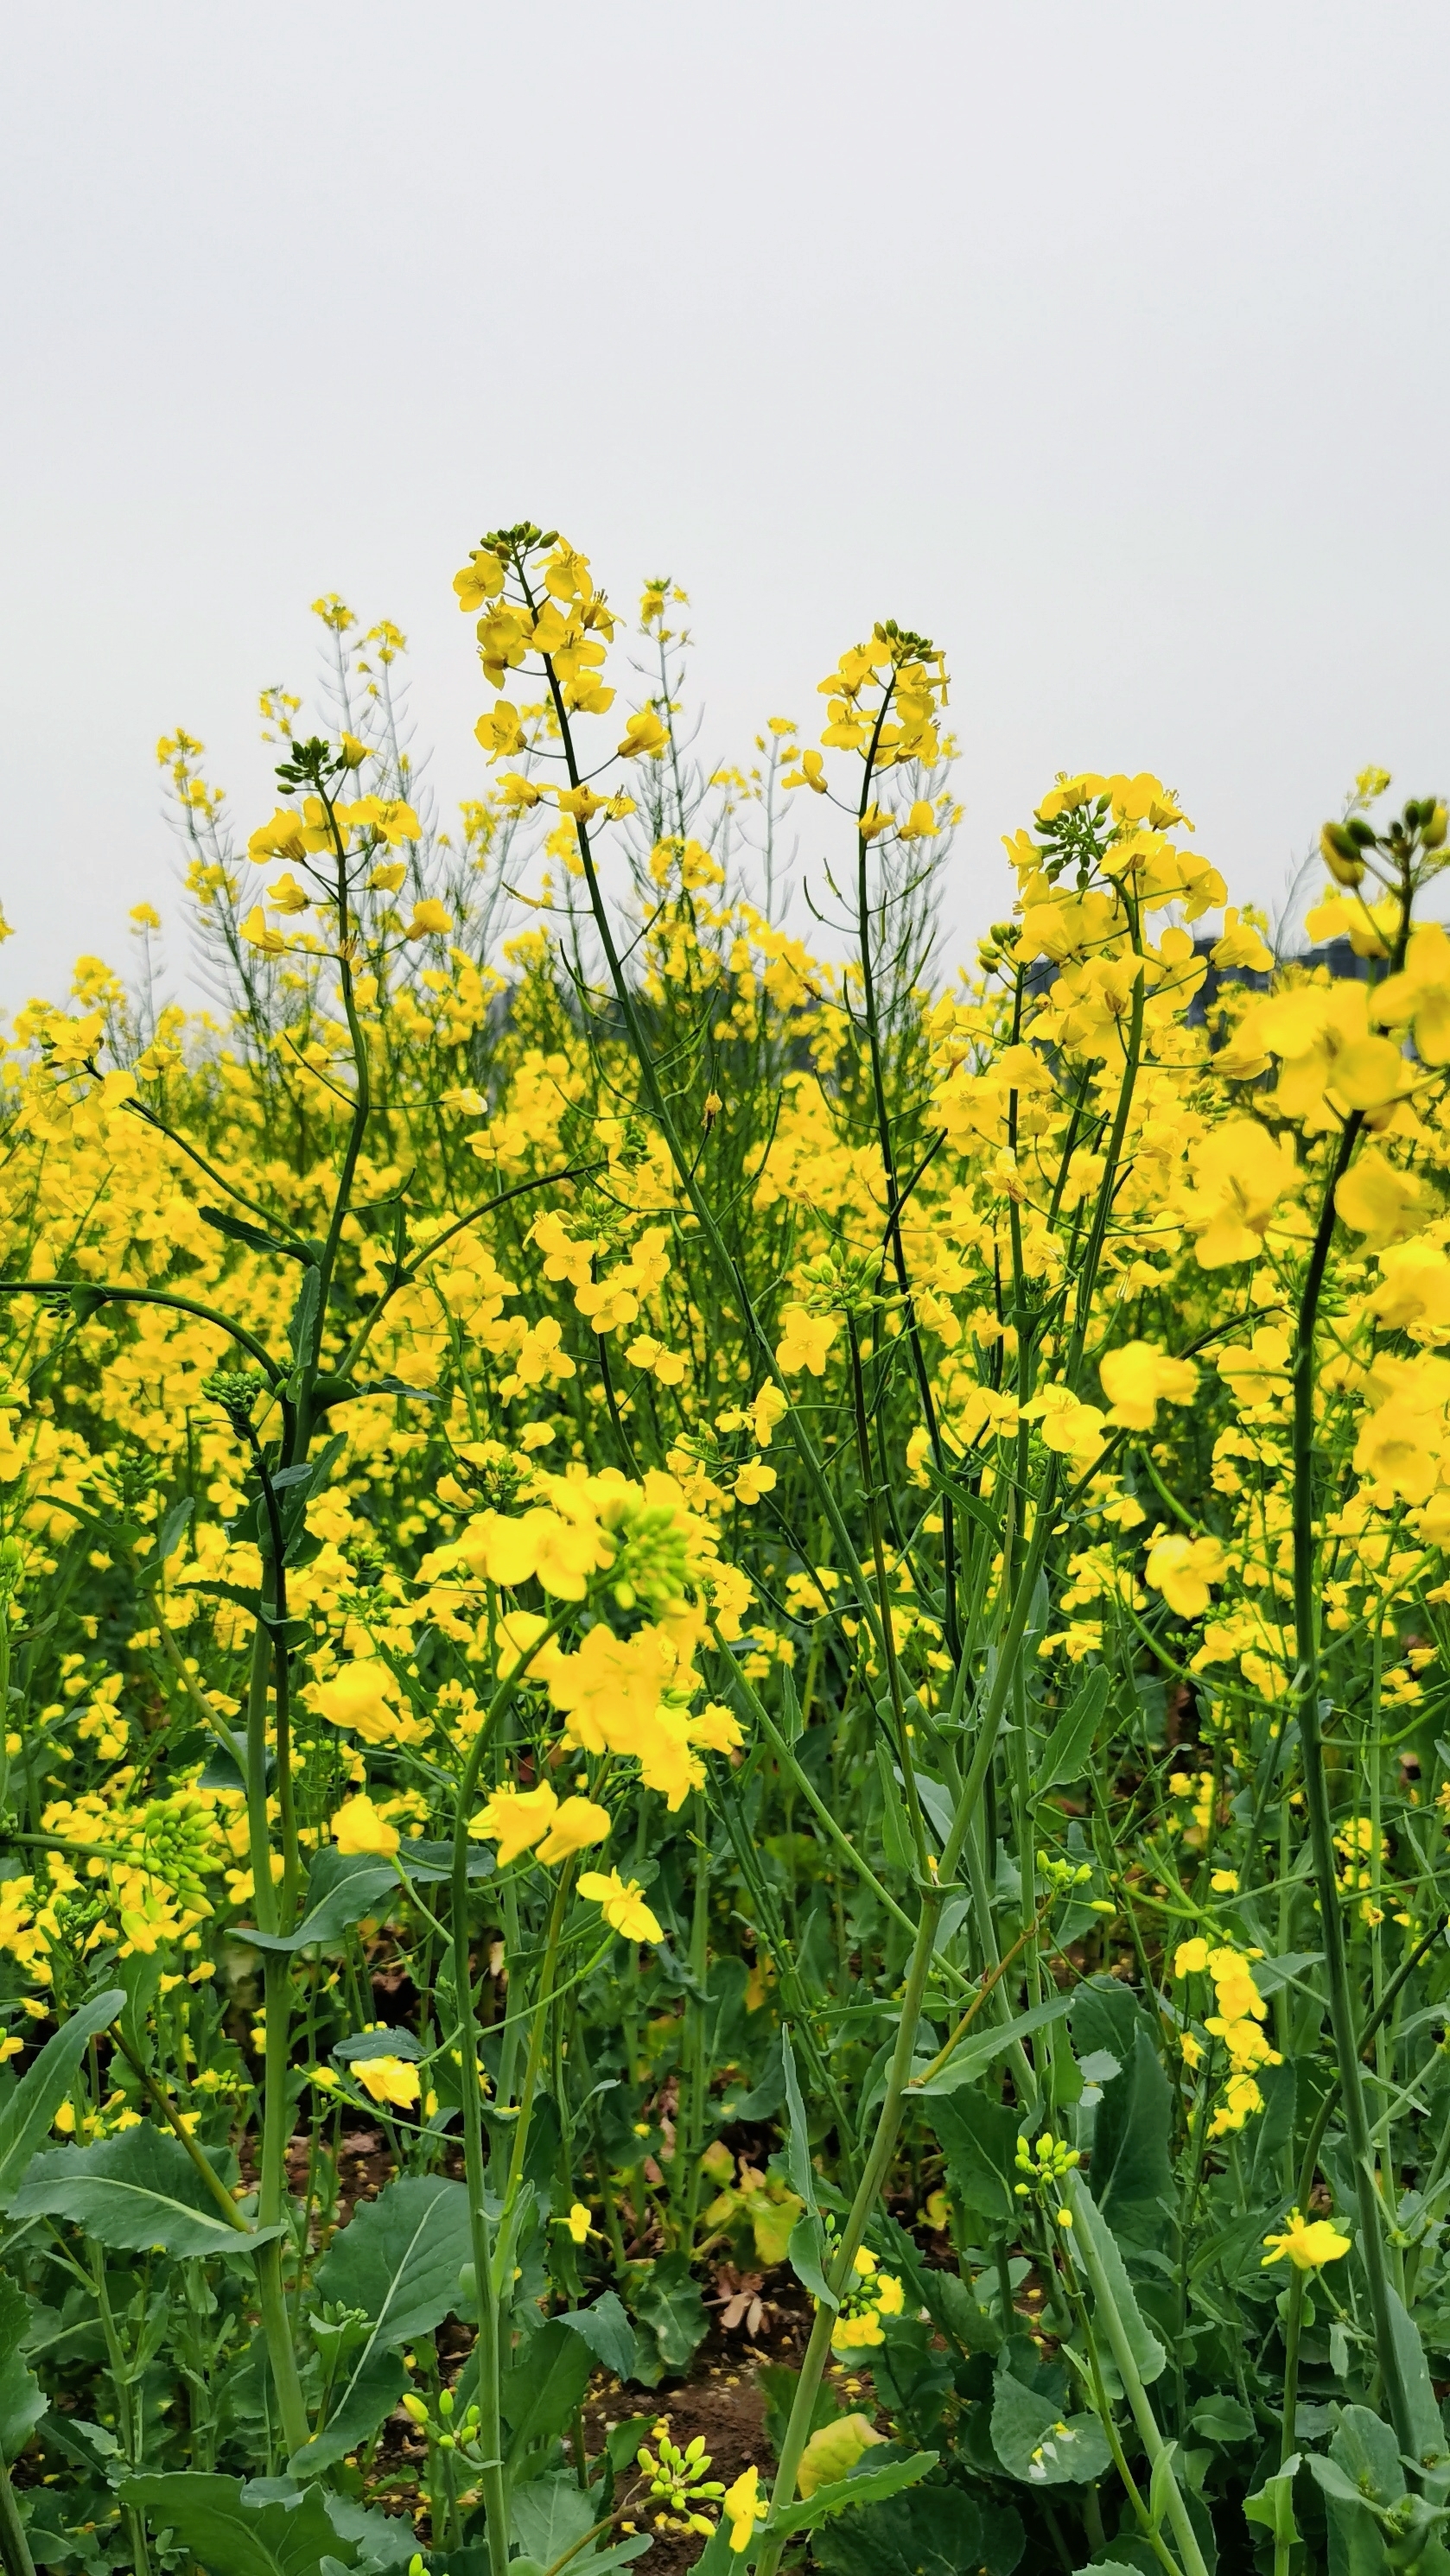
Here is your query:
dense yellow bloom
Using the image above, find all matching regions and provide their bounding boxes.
[1099,1340,1198,1430]
[1183,1119,1300,1268]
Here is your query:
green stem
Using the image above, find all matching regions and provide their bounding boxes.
[1065,2177,1211,2576]
[754,1878,944,2576]
[1290,1109,1417,2463]
[0,2455,35,2576]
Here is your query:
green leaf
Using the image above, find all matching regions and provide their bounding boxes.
[235,1850,398,1953]
[200,1205,312,1265]
[1070,2181,1167,2387]
[311,2173,471,2338]
[289,2349,405,2479]
[874,1744,915,1870]
[1189,2393,1255,2445]
[332,2027,423,2066]
[0,2269,45,2454]
[631,2250,709,2375]
[1034,1668,1110,1794]
[289,1267,321,1371]
[293,2174,474,2471]
[501,2316,595,2462]
[1243,2459,1301,2551]
[560,2289,638,2383]
[118,2473,346,2576]
[322,2491,418,2568]
[183,1578,264,1618]
[1385,2287,1450,2484]
[511,2471,600,2568]
[1089,2025,1173,2246]
[779,2026,836,2311]
[773,2448,938,2537]
[1329,2402,1406,2506]
[989,2370,1111,2485]
[812,2483,982,2574]
[0,1986,124,2208]
[1306,2442,1388,2576]
[9,2126,274,2258]
[925,2089,1021,2224]
[912,1990,1075,2097]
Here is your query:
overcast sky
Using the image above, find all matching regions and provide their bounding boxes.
[4,1,1448,1012]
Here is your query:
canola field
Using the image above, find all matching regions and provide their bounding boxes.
[0,526,1446,2576]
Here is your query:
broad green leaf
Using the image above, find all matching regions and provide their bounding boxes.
[9,2126,275,2259]
[511,2471,600,2567]
[1034,1668,1110,1793]
[0,1986,124,2207]
[289,2350,404,2478]
[1070,2181,1167,2387]
[118,2474,345,2576]
[501,2316,595,2462]
[1306,2442,1389,2576]
[1089,2025,1173,2245]
[773,2447,938,2536]
[813,2484,982,2575]
[630,2251,709,2375]
[912,1991,1075,2097]
[925,2089,1021,2224]
[989,2370,1110,2485]
[234,1849,398,1953]
[917,2262,1002,2356]
[294,2174,473,2471]
[1329,2402,1406,2506]
[1189,2392,1255,2445]
[560,2288,638,2383]
[323,2491,418,2567]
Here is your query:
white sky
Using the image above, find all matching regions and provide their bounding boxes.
[4,0,1448,1011]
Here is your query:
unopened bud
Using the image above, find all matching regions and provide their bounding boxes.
[1426,802,1448,850]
